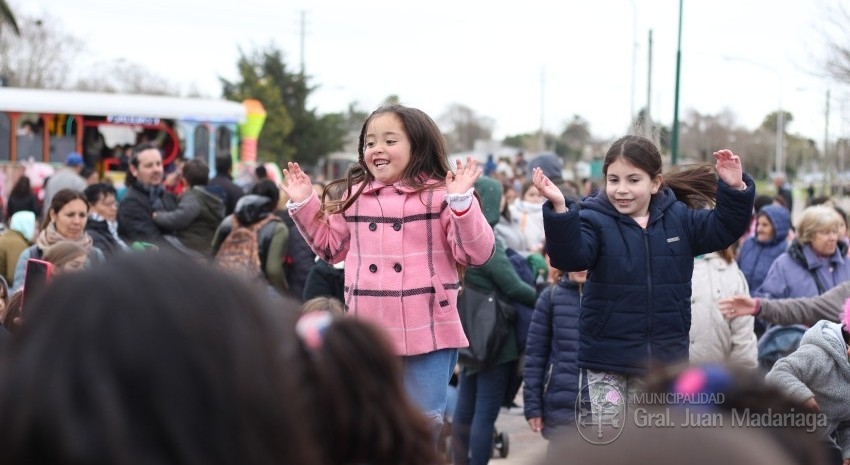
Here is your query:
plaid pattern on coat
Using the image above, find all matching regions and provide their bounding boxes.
[290,180,495,355]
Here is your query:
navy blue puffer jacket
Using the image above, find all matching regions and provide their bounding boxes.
[542,175,754,374]
[523,277,581,438]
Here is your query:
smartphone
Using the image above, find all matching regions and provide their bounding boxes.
[22,258,54,314]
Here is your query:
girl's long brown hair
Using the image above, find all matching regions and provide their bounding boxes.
[322,104,452,214]
[603,135,719,209]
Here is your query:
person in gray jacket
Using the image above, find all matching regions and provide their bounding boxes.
[720,281,850,326]
[765,303,850,463]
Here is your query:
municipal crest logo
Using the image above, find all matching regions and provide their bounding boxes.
[575,380,626,444]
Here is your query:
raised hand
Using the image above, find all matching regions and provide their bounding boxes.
[714,149,745,190]
[280,162,315,203]
[446,157,482,195]
[532,167,567,212]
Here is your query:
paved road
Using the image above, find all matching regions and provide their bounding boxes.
[491,403,547,465]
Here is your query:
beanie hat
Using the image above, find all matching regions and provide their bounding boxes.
[527,153,563,183]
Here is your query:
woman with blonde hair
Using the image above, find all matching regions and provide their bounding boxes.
[756,205,850,299]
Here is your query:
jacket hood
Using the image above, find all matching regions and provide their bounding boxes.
[9,210,36,240]
[758,205,791,246]
[234,194,273,225]
[474,176,502,227]
[580,186,678,223]
[801,321,849,365]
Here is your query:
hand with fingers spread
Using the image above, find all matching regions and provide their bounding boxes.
[446,157,482,195]
[532,167,567,213]
[280,162,315,204]
[714,149,746,190]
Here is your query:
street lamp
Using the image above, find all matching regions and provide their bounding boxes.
[671,0,683,165]
[723,56,784,175]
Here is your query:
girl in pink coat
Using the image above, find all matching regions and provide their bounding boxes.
[281,104,495,435]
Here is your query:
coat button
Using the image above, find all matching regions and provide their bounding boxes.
[393,263,402,273]
[369,264,378,273]
[393,222,401,231]
[369,222,377,231]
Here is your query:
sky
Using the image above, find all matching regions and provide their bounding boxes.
[13,0,850,148]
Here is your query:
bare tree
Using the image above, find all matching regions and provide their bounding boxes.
[820,1,850,84]
[74,60,178,95]
[0,14,80,88]
[439,103,494,153]
[0,0,19,36]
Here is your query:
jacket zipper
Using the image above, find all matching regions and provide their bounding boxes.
[644,227,653,365]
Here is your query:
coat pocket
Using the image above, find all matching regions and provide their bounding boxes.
[580,302,614,338]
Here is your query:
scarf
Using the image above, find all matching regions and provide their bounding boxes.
[36,222,93,254]
[135,182,167,211]
[89,213,129,250]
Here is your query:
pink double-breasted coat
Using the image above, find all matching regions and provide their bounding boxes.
[290,180,495,355]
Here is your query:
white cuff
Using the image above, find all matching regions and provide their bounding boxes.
[286,198,309,210]
[446,187,474,211]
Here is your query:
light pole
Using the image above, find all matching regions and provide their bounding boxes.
[671,0,683,165]
[628,0,638,125]
[723,56,784,175]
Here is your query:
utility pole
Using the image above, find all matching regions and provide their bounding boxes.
[629,0,638,126]
[671,0,683,165]
[299,10,306,77]
[646,29,653,140]
[539,66,545,152]
[825,89,831,196]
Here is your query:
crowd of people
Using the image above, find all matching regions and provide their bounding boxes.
[0,103,848,465]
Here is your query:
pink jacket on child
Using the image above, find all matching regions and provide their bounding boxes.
[290,179,495,356]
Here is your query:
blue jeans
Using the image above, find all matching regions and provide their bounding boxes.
[402,348,458,430]
[451,361,513,465]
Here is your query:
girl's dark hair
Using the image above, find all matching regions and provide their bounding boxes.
[181,158,209,187]
[44,189,89,230]
[84,183,117,206]
[250,179,281,209]
[324,104,452,213]
[603,135,718,209]
[0,252,319,465]
[298,315,437,465]
[9,175,32,198]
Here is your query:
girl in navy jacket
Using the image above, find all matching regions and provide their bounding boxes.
[533,135,754,396]
[523,270,584,440]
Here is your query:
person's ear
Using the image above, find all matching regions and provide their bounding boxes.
[651,174,663,194]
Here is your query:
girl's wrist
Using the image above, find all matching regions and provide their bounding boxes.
[753,298,760,316]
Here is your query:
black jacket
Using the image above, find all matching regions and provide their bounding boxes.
[118,183,178,245]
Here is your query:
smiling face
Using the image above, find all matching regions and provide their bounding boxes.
[51,199,89,240]
[605,157,661,218]
[362,114,411,184]
[130,148,164,186]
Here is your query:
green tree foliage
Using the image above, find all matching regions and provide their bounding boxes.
[220,45,347,166]
[555,115,591,163]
